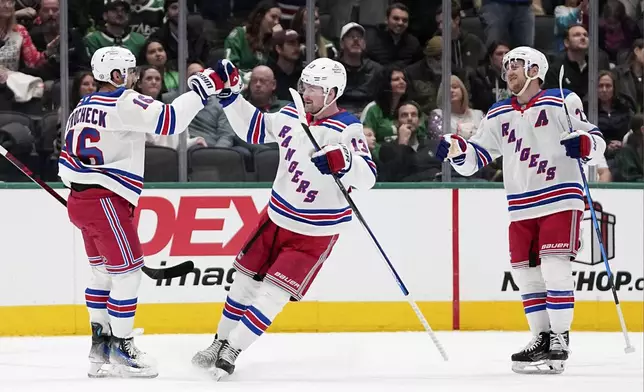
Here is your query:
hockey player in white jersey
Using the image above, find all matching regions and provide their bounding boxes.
[190,58,377,380]
[58,46,220,378]
[436,47,606,374]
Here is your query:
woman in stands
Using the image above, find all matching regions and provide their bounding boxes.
[360,65,427,145]
[137,38,180,93]
[224,0,282,84]
[585,70,635,161]
[0,0,54,72]
[428,74,483,141]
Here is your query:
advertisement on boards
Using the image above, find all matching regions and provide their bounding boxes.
[458,189,644,302]
[106,188,455,304]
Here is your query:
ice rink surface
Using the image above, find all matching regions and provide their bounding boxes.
[0,331,642,392]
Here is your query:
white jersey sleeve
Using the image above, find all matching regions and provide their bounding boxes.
[116,89,205,136]
[218,94,277,144]
[559,91,606,162]
[338,123,377,190]
[450,112,504,176]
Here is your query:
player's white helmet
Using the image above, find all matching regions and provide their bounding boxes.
[501,46,549,96]
[91,46,137,88]
[298,57,347,114]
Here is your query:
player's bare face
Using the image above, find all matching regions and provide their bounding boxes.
[505,60,527,94]
[301,84,326,113]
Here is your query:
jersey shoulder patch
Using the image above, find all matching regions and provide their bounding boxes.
[317,110,361,133]
[486,97,513,119]
[278,103,300,120]
[79,87,127,107]
[541,88,573,100]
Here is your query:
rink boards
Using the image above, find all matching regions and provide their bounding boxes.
[0,183,642,336]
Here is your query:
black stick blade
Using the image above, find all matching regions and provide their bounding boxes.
[142,261,195,279]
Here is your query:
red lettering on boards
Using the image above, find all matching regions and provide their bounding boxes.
[133,196,267,257]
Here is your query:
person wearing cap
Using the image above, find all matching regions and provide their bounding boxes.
[268,28,302,101]
[336,22,381,116]
[84,0,146,58]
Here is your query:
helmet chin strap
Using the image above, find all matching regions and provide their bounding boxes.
[312,89,339,118]
[513,67,540,98]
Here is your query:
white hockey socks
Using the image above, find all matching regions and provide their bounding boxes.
[541,256,575,334]
[512,265,550,335]
[227,281,291,351]
[85,265,112,331]
[218,273,261,340]
[106,269,142,338]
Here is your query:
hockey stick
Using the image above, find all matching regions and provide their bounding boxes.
[558,65,635,354]
[0,144,194,280]
[288,88,448,361]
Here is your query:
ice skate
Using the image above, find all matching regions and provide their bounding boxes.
[108,330,158,378]
[211,340,241,381]
[511,331,553,374]
[547,331,570,374]
[191,335,223,369]
[87,322,111,378]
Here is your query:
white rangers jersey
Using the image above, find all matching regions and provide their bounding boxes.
[221,94,377,236]
[453,89,606,221]
[58,87,204,206]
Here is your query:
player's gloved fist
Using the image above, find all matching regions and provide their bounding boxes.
[214,59,243,99]
[187,69,225,104]
[436,134,468,165]
[560,130,593,159]
[311,143,352,175]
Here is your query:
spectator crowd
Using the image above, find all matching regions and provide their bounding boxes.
[0,0,642,183]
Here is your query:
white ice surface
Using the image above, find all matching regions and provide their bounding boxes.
[0,332,642,392]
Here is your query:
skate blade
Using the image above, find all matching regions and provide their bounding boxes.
[108,363,159,378]
[87,363,110,378]
[211,368,231,382]
[512,360,565,375]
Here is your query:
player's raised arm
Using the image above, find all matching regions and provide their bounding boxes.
[558,90,606,163]
[208,61,278,144]
[435,114,503,176]
[117,89,205,136]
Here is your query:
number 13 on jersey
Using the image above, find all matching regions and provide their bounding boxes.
[64,127,105,165]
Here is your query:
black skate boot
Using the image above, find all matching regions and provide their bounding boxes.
[87,322,111,378]
[547,331,570,374]
[511,331,551,374]
[191,334,223,369]
[109,334,158,378]
[212,340,241,381]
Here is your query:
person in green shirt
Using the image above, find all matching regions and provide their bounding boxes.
[137,38,179,92]
[84,0,146,58]
[360,65,427,144]
[225,0,282,84]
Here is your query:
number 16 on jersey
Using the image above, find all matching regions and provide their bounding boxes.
[64,127,105,166]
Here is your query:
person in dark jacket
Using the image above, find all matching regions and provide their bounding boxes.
[543,24,610,99]
[336,22,381,116]
[469,40,510,112]
[364,2,422,67]
[148,0,213,65]
[435,1,486,73]
[479,0,535,47]
[615,39,643,114]
[613,114,643,182]
[585,70,635,159]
